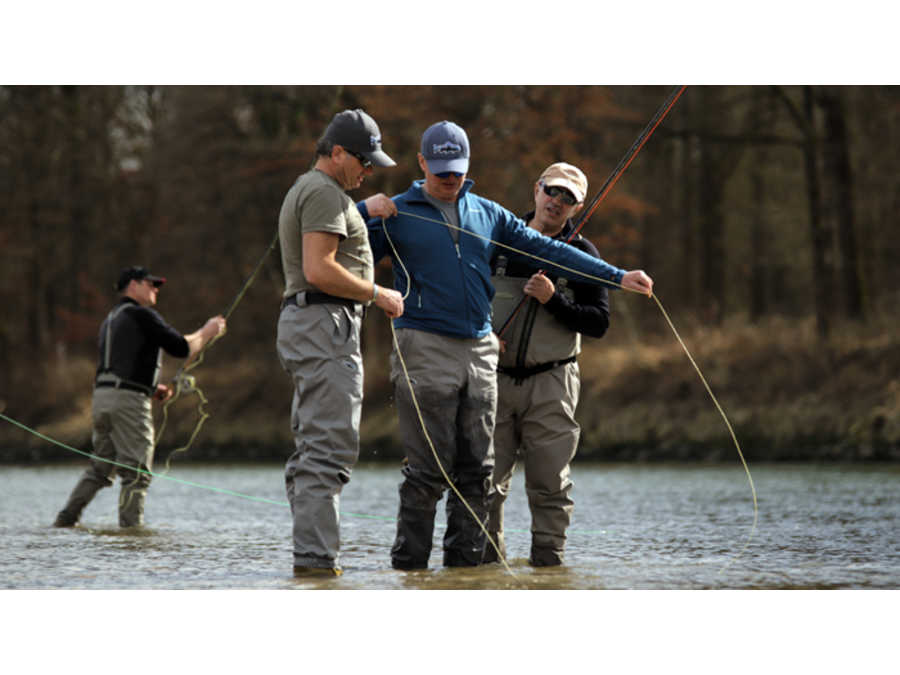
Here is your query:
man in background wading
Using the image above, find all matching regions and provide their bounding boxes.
[53,266,225,528]
[367,121,653,570]
[276,109,403,577]
[484,162,607,566]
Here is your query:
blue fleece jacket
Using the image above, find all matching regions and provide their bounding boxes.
[364,179,625,339]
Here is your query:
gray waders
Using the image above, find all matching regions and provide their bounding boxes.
[388,328,498,569]
[277,300,364,570]
[55,387,155,527]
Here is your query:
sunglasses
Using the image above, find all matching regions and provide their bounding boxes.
[345,148,372,169]
[542,183,578,206]
[435,171,463,178]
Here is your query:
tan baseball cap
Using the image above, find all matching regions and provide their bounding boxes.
[539,162,588,203]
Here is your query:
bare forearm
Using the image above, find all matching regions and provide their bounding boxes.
[182,316,227,359]
[305,257,376,303]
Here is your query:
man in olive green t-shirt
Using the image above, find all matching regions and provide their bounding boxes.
[276,109,403,577]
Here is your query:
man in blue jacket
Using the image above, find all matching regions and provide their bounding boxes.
[366,121,653,570]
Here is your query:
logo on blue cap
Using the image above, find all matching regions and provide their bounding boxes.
[432,141,462,156]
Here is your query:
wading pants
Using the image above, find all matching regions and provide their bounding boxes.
[277,302,363,570]
[55,387,155,528]
[389,328,498,569]
[485,362,580,566]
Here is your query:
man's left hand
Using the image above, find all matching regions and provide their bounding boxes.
[523,272,555,304]
[154,384,173,402]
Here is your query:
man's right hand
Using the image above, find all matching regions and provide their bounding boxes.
[374,286,404,319]
[621,270,653,296]
[204,316,227,339]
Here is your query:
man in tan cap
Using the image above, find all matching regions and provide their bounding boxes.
[485,162,608,566]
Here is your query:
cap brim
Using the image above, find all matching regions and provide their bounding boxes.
[364,149,396,168]
[426,157,469,175]
[146,275,166,287]
[543,178,585,203]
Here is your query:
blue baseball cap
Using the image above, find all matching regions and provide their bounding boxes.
[420,121,469,175]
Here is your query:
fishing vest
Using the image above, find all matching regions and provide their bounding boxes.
[491,254,580,373]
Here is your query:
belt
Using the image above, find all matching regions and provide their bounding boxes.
[282,291,360,311]
[95,379,153,396]
[497,356,577,383]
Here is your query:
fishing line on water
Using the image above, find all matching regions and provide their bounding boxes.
[0,412,405,526]
[1,413,285,507]
[0,410,613,542]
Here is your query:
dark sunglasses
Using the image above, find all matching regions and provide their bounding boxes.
[435,171,463,178]
[542,183,578,206]
[345,148,372,168]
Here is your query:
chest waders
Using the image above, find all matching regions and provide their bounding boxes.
[491,256,580,385]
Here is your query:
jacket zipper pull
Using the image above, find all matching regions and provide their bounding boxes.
[455,243,461,259]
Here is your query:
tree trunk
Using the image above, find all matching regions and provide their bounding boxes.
[696,87,726,324]
[819,86,865,321]
[749,89,769,321]
[802,86,834,339]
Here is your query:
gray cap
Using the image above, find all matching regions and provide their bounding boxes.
[323,109,396,167]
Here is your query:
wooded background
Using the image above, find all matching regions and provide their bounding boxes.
[2,85,898,461]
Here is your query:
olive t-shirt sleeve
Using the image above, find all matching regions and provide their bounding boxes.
[299,184,349,239]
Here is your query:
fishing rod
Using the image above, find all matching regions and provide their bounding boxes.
[495,85,687,338]
[180,226,281,380]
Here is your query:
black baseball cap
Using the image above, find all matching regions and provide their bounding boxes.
[323,109,396,167]
[116,266,166,292]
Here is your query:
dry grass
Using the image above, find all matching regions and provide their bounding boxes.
[577,314,900,459]
[4,314,899,462]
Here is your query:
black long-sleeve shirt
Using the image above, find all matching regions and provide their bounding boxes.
[96,297,189,388]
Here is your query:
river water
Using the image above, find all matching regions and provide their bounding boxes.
[2,460,897,590]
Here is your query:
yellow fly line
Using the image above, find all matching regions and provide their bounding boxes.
[383,211,758,573]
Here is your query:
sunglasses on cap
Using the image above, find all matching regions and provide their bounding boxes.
[345,148,372,169]
[542,183,578,206]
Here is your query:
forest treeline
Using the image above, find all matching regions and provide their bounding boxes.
[1,85,898,462]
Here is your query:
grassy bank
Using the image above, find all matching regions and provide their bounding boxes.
[2,315,899,464]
